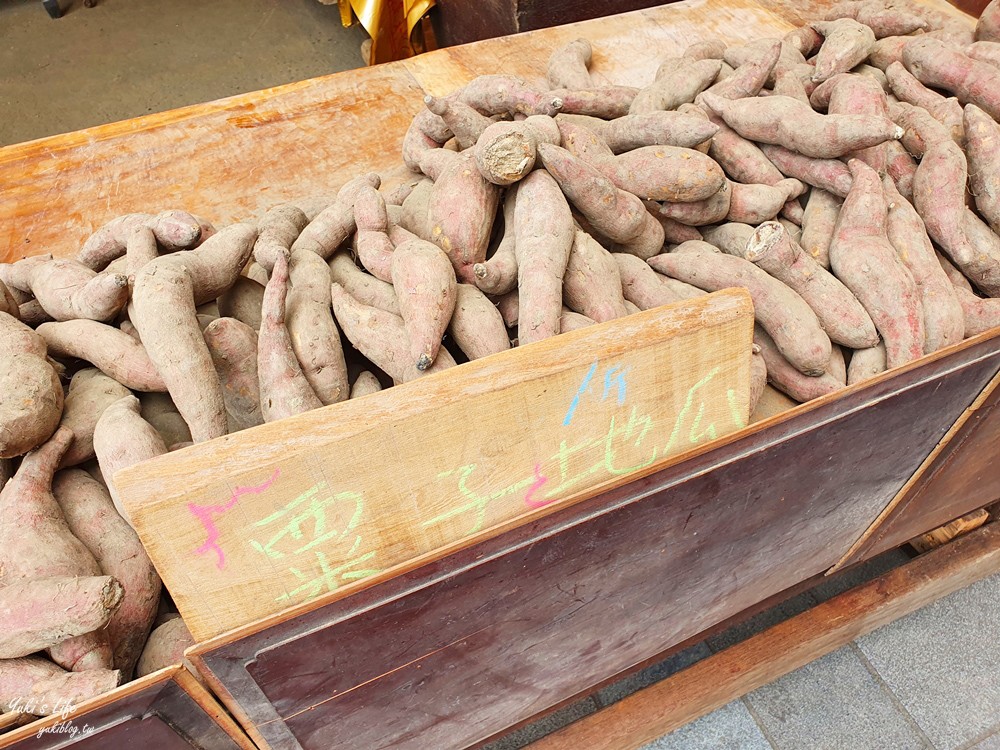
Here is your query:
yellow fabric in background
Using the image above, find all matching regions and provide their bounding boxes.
[339,0,435,63]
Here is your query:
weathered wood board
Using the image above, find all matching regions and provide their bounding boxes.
[117,290,753,641]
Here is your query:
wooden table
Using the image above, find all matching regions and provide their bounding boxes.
[2,0,996,748]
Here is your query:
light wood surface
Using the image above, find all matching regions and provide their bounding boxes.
[118,290,753,641]
[909,508,990,553]
[528,521,1000,750]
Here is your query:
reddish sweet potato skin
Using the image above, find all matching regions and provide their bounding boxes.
[964,104,1000,235]
[614,253,705,310]
[0,657,120,715]
[202,318,263,433]
[58,369,133,468]
[811,19,877,82]
[0,313,63,459]
[979,1,1000,42]
[848,343,887,384]
[755,326,844,402]
[448,284,511,361]
[390,239,458,370]
[903,38,1000,121]
[136,617,195,677]
[564,231,630,323]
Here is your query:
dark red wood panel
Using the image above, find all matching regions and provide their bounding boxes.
[197,336,1000,750]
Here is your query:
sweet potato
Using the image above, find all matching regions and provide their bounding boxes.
[495,289,519,328]
[659,183,731,226]
[723,38,805,85]
[0,657,120,715]
[614,253,704,310]
[979,0,1000,42]
[824,1,926,37]
[0,428,114,672]
[727,180,803,225]
[704,40,781,100]
[515,169,574,345]
[561,310,597,332]
[692,106,785,188]
[831,160,923,368]
[217,276,264,332]
[57,369,132,468]
[646,206,705,244]
[131,223,258,442]
[649,249,832,374]
[546,87,639,119]
[286,250,349,404]
[701,91,900,159]
[350,371,383,399]
[290,174,381,261]
[78,210,202,271]
[882,176,965,353]
[0,279,19,318]
[955,285,1000,336]
[138,393,191,448]
[136,618,195,678]
[746,221,878,349]
[396,178,434,243]
[891,100,952,159]
[93,396,167,520]
[0,312,63,459]
[0,575,123,660]
[785,26,825,57]
[448,284,510,361]
[754,326,845,402]
[331,283,456,383]
[848,343,887,385]
[885,64,965,144]
[402,107,452,172]
[702,223,754,257]
[351,186,395,283]
[391,238,458,369]
[903,38,1000,121]
[547,38,593,90]
[885,139,917,199]
[53,469,160,678]
[964,104,1000,235]
[426,150,501,283]
[460,75,563,117]
[811,19,877,82]
[424,95,494,149]
[203,318,263,432]
[772,64,814,103]
[557,111,720,153]
[966,41,1000,68]
[1,257,128,322]
[630,58,722,114]
[125,226,161,278]
[563,231,629,323]
[814,73,891,173]
[257,252,323,422]
[252,205,310,274]
[474,121,538,186]
[473,188,519,296]
[37,320,166,392]
[329,252,401,314]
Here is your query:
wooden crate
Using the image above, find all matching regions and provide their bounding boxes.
[1,0,996,746]
[0,668,253,750]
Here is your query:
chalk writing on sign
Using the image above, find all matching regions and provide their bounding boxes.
[247,481,381,604]
[190,468,281,570]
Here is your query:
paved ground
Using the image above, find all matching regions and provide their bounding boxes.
[487,548,1000,750]
[0,0,367,146]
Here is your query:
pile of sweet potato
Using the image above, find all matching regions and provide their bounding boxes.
[1,0,999,718]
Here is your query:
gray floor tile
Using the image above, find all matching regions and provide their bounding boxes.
[745,645,928,750]
[856,571,1000,750]
[810,548,912,603]
[595,642,712,707]
[707,592,817,652]
[480,697,598,750]
[970,731,1000,750]
[641,700,773,750]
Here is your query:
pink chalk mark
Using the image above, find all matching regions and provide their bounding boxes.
[190,468,281,569]
[524,463,553,509]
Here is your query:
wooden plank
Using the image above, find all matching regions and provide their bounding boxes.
[909,509,990,553]
[527,521,1000,750]
[117,290,753,642]
[833,363,1000,569]
[0,667,254,750]
[189,333,1000,750]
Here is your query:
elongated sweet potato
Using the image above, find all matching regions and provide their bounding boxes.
[132,223,258,442]
[704,39,781,100]
[547,38,593,90]
[815,73,891,173]
[2,257,128,322]
[0,657,120,715]
[38,320,166,392]
[473,188,519,296]
[964,104,1000,235]
[391,238,458,370]
[650,249,832,374]
[290,173,381,261]
[659,183,731,226]
[882,176,964,353]
[955,285,1000,336]
[558,111,720,153]
[93,396,167,520]
[331,283,456,383]
[848,342,887,383]
[727,180,803,225]
[515,169,574,345]
[426,150,501,283]
[350,371,383,399]
[825,0,926,37]
[831,160,923,368]
[546,86,638,119]
[54,469,160,679]
[0,312,63,459]
[329,252,400,314]
[701,92,901,159]
[0,428,114,672]
[811,19,877,82]
[561,310,597,332]
[460,75,562,117]
[402,107,452,172]
[78,210,202,271]
[630,58,722,114]
[203,318,263,432]
[0,575,123,660]
[138,393,191,448]
[563,231,629,323]
[57,369,132,468]
[286,249,349,404]
[257,252,323,422]
[702,222,754,257]
[979,0,1000,42]
[136,617,195,678]
[448,284,510,361]
[903,38,1000,121]
[746,221,878,349]
[125,226,160,278]
[252,204,309,273]
[885,139,917,199]
[424,95,494,149]
[966,41,1000,67]
[755,326,845,402]
[217,276,264,332]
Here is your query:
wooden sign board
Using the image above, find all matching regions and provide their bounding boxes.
[116,290,753,641]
